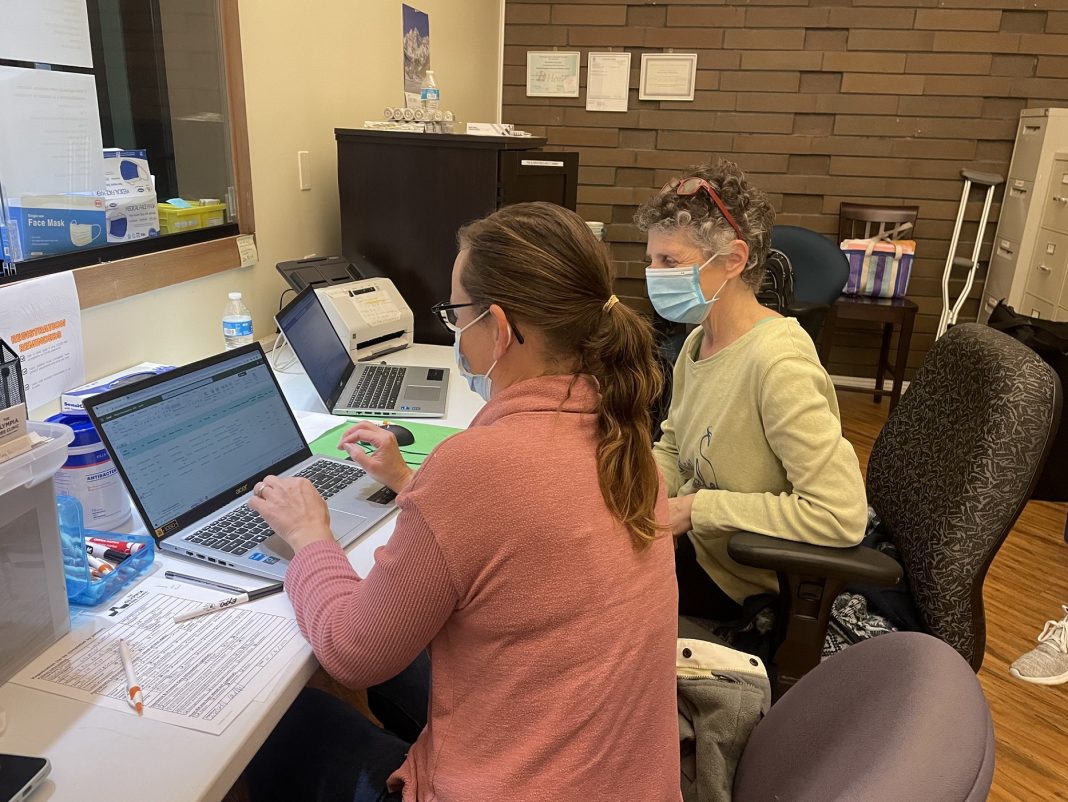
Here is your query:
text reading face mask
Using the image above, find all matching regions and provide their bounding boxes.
[454,309,512,402]
[645,253,729,324]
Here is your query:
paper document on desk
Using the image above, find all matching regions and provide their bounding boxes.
[10,578,307,735]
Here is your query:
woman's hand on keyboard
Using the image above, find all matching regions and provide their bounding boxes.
[248,475,333,552]
[339,422,414,495]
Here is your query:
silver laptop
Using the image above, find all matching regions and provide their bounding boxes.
[276,286,449,417]
[83,344,397,581]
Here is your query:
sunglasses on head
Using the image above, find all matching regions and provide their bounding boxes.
[660,177,744,241]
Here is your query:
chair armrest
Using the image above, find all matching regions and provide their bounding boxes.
[784,302,831,343]
[728,532,902,587]
[728,532,903,695]
[785,300,829,318]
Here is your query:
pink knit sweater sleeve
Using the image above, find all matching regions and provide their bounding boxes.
[284,505,458,688]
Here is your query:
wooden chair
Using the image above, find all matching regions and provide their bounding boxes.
[822,203,921,412]
[838,202,919,242]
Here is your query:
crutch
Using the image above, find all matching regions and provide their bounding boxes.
[937,169,1004,338]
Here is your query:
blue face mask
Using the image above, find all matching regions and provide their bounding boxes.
[453,309,511,402]
[645,254,729,324]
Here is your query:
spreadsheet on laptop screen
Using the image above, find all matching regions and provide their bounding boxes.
[91,351,305,530]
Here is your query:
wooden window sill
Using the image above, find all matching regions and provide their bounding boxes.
[73,235,250,309]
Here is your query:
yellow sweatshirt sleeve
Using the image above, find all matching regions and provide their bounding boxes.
[652,342,692,499]
[689,354,868,547]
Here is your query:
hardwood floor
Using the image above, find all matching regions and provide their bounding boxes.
[837,391,1068,801]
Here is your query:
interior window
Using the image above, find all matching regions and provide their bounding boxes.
[0,0,238,284]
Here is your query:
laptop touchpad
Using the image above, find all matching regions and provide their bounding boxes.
[405,385,441,401]
[262,534,295,561]
[262,512,366,560]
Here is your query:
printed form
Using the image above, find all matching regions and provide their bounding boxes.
[11,578,308,734]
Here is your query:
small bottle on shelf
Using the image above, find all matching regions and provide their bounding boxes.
[420,70,440,113]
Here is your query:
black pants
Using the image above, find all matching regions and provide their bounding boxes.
[676,533,745,621]
[247,651,430,802]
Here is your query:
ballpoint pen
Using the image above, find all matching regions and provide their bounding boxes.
[118,639,143,715]
[164,570,247,595]
[173,583,285,623]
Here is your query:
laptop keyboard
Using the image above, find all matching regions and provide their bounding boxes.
[182,460,367,556]
[346,365,404,410]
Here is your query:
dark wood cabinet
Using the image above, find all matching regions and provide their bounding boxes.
[335,129,578,345]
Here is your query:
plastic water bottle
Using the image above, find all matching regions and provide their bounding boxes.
[222,291,253,349]
[420,70,440,113]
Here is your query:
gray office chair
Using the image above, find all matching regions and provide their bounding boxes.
[733,631,995,802]
[728,323,1061,692]
[987,301,1068,541]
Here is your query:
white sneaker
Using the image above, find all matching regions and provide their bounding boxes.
[1010,605,1068,685]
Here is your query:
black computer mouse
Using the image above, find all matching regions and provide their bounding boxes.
[381,423,415,447]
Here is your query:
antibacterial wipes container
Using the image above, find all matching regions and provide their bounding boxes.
[45,412,130,531]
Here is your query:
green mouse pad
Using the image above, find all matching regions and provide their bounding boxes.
[309,420,463,468]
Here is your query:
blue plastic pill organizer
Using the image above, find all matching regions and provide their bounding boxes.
[57,495,155,607]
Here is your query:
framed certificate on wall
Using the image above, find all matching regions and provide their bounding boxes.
[639,53,697,102]
[586,52,631,112]
[526,51,581,97]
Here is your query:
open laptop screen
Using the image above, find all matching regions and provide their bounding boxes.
[276,287,352,409]
[87,346,308,536]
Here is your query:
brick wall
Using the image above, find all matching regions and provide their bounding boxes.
[502,0,1068,379]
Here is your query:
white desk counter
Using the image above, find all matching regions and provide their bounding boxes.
[0,343,479,802]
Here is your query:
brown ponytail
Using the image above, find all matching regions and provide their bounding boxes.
[579,299,664,547]
[458,202,664,548]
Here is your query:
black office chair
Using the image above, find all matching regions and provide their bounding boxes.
[727,323,1062,693]
[769,225,849,344]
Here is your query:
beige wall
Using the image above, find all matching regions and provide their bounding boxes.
[56,0,501,415]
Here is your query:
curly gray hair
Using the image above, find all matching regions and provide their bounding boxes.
[633,159,775,291]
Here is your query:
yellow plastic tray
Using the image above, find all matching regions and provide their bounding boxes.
[157,201,227,234]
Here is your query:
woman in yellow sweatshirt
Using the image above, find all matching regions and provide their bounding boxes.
[635,159,869,619]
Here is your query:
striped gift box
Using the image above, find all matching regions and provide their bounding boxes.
[841,238,916,299]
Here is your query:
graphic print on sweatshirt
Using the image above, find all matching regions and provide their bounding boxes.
[678,426,719,492]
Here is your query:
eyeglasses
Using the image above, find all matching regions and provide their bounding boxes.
[660,177,744,241]
[430,301,525,344]
[431,301,475,332]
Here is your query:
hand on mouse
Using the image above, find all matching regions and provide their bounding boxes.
[339,422,415,494]
[248,475,333,552]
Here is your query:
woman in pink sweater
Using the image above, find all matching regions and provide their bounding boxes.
[246,202,682,802]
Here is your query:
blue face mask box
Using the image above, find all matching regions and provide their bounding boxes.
[101,148,159,242]
[5,195,107,260]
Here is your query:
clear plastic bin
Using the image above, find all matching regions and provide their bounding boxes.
[0,420,73,495]
[58,496,155,607]
[0,421,74,684]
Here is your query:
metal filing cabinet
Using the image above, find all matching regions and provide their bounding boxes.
[1018,156,1068,320]
[981,108,1068,322]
